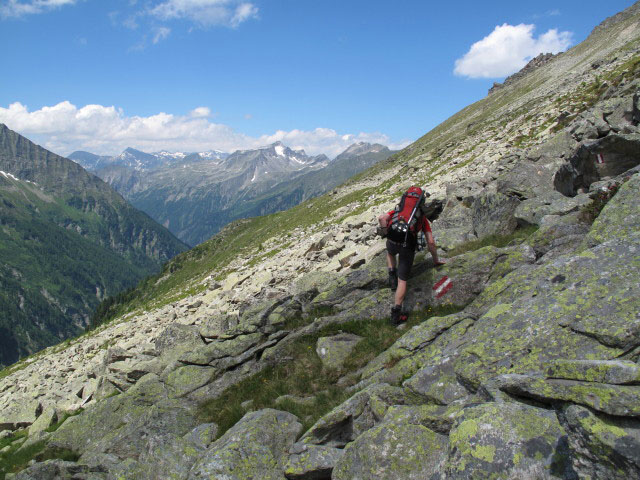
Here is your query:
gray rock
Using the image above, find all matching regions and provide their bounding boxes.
[9,460,109,480]
[0,399,41,430]
[154,323,203,356]
[315,333,363,370]
[545,359,640,385]
[300,383,411,448]
[514,191,590,226]
[332,406,448,480]
[179,332,263,365]
[28,407,57,436]
[403,357,469,405]
[443,402,574,479]
[471,192,520,238]
[497,374,640,417]
[48,375,198,461]
[284,443,344,479]
[497,160,560,200]
[558,404,640,480]
[188,409,302,480]
[584,172,640,247]
[554,134,640,196]
[103,347,132,365]
[198,315,230,339]
[183,422,218,451]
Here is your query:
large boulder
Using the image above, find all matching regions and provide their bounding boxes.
[443,403,574,479]
[558,404,640,480]
[315,333,363,370]
[584,172,640,247]
[332,406,448,480]
[455,231,640,391]
[471,192,520,238]
[47,375,198,464]
[188,409,301,480]
[300,383,412,448]
[554,134,640,196]
[284,443,344,480]
[514,191,590,226]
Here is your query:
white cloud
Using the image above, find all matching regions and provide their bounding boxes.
[149,0,258,28]
[0,0,77,18]
[0,102,409,158]
[152,26,171,44]
[454,23,573,78]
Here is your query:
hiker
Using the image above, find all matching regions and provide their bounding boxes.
[378,186,445,325]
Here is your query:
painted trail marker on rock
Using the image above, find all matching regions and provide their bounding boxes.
[433,276,453,299]
[596,153,605,164]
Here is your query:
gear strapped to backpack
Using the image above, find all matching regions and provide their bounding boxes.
[387,186,425,247]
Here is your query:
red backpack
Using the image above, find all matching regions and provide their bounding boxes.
[387,186,425,245]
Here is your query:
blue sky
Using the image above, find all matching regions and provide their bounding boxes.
[0,0,634,157]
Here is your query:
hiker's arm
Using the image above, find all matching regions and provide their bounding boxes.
[426,231,445,265]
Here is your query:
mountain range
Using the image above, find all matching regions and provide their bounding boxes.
[0,124,188,367]
[70,142,394,246]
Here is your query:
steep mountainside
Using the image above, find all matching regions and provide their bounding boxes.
[80,141,393,246]
[1,3,639,479]
[0,125,188,367]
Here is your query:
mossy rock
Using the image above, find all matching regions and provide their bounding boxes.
[497,374,640,417]
[284,443,344,479]
[299,383,413,448]
[454,233,640,390]
[584,172,640,247]
[47,375,197,462]
[559,404,640,480]
[444,402,573,479]
[187,409,301,480]
[333,404,449,480]
[545,359,640,385]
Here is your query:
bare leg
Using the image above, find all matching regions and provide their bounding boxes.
[395,279,407,306]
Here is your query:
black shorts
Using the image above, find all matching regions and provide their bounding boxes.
[386,239,415,281]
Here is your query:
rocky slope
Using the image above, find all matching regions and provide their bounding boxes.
[75,142,393,246]
[1,2,640,479]
[0,125,188,367]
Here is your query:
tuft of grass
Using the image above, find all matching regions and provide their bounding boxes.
[197,303,464,438]
[0,438,79,480]
[447,226,539,257]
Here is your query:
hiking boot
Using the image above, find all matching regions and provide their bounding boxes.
[390,305,402,326]
[388,270,398,291]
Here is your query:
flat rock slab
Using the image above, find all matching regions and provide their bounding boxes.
[188,409,301,480]
[0,399,41,431]
[559,404,640,480]
[498,374,640,417]
[545,359,640,385]
[316,333,363,370]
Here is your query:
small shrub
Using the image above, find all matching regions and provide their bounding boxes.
[579,181,625,224]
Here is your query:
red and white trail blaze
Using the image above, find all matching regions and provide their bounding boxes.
[433,275,453,299]
[596,153,605,164]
